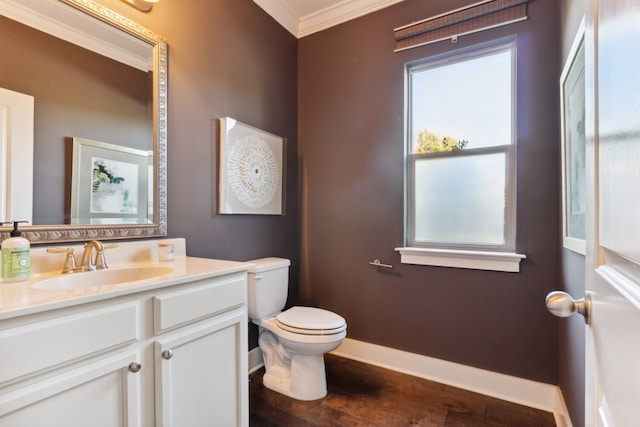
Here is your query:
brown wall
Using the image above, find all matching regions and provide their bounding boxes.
[298,0,561,383]
[94,0,299,264]
[559,1,586,425]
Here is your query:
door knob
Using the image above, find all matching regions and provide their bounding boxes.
[545,291,591,324]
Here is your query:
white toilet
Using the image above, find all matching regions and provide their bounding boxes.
[247,257,347,401]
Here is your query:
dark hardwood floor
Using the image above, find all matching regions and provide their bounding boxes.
[249,354,556,427]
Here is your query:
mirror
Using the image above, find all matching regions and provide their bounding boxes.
[0,0,167,243]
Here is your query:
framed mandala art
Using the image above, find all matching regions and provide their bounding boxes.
[218,118,286,215]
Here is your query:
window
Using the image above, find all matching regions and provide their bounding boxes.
[397,39,525,272]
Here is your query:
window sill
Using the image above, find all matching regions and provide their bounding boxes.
[394,247,526,273]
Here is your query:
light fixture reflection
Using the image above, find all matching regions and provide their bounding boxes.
[120,0,158,12]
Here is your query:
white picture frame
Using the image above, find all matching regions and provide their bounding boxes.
[70,137,151,224]
[218,118,286,215]
[560,17,586,255]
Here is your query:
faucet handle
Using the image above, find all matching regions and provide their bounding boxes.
[94,243,117,270]
[46,247,78,274]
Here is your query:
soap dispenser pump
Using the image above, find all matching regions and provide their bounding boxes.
[2,221,30,282]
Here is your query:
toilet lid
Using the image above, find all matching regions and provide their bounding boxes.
[276,307,346,335]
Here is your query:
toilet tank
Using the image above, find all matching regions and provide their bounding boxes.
[246,257,291,320]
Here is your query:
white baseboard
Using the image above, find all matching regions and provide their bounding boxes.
[330,338,573,427]
[552,387,573,427]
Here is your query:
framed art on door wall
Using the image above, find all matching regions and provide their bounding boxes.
[560,18,586,255]
[217,118,286,215]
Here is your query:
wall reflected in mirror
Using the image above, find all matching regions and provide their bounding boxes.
[0,14,153,226]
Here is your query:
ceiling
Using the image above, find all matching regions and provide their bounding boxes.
[253,0,405,38]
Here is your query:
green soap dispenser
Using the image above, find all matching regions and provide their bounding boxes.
[2,221,30,282]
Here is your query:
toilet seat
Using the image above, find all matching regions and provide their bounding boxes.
[276,307,346,336]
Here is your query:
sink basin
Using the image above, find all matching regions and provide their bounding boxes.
[33,266,174,290]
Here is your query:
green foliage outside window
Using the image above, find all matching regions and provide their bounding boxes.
[415,129,469,153]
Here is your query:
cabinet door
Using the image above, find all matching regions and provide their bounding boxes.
[0,350,142,427]
[155,308,248,427]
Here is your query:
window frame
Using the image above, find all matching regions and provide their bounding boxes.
[398,38,525,272]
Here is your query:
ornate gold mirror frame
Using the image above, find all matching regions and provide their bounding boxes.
[0,0,167,244]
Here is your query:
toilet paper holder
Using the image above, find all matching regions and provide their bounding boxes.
[369,259,393,269]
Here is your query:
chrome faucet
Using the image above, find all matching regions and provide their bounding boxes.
[80,240,107,271]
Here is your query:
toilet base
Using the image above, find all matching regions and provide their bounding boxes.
[262,353,328,401]
[258,329,329,401]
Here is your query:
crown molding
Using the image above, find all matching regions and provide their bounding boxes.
[298,0,404,38]
[0,0,152,71]
[254,0,405,38]
[253,0,299,36]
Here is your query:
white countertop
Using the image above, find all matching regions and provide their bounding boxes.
[0,238,252,320]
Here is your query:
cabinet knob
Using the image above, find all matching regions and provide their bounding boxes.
[128,362,142,373]
[162,349,174,360]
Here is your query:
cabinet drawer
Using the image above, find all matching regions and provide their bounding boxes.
[0,302,138,385]
[153,274,245,333]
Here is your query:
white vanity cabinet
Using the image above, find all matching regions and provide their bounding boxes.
[0,266,249,427]
[155,309,246,427]
[153,273,248,427]
[0,302,143,427]
[0,349,143,426]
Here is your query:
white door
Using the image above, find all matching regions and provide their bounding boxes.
[584,0,640,425]
[0,87,33,223]
[546,1,640,426]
